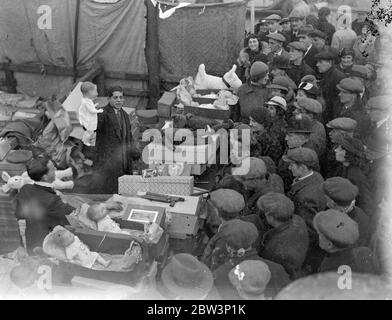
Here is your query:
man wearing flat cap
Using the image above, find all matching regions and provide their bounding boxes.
[321,177,370,246]
[313,210,376,274]
[288,11,305,42]
[266,33,290,64]
[213,219,290,299]
[298,25,319,70]
[293,98,327,158]
[315,49,347,122]
[287,41,316,85]
[237,61,270,121]
[327,117,357,141]
[257,192,309,279]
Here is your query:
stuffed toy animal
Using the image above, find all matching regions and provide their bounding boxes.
[194,64,242,90]
[51,226,111,269]
[87,203,129,235]
[1,168,74,193]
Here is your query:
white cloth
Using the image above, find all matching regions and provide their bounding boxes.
[78,98,103,131]
[65,236,99,269]
[97,216,128,234]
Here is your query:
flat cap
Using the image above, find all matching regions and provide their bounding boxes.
[219,219,259,250]
[313,210,359,247]
[308,30,326,40]
[267,76,290,92]
[315,50,338,61]
[265,14,282,21]
[334,135,365,157]
[336,78,364,94]
[229,261,271,297]
[257,192,294,217]
[266,32,286,43]
[266,96,287,111]
[326,118,357,132]
[296,97,322,114]
[322,177,359,205]
[350,65,370,80]
[282,147,319,167]
[232,157,267,179]
[210,189,245,217]
[287,115,313,133]
[288,41,308,52]
[366,95,390,112]
[250,61,269,80]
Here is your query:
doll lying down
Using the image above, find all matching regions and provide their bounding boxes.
[43,226,142,271]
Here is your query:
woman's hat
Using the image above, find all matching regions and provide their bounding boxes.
[266,96,287,111]
[161,253,213,299]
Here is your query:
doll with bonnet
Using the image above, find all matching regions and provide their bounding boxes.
[51,226,111,269]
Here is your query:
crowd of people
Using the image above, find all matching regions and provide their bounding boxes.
[6,2,392,300]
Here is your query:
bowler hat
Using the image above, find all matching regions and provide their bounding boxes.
[161,253,213,299]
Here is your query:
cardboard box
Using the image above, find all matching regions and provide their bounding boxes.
[158,92,176,118]
[119,175,194,196]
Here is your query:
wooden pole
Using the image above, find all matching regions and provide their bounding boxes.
[250,0,255,34]
[73,0,81,83]
[145,0,160,109]
[4,58,17,93]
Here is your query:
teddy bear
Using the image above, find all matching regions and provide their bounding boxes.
[1,167,75,193]
[51,226,111,269]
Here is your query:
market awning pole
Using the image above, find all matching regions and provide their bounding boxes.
[145,0,160,109]
[250,0,255,34]
[73,0,81,83]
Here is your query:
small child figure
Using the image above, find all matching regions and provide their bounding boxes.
[78,82,103,146]
[87,203,129,234]
[52,226,111,269]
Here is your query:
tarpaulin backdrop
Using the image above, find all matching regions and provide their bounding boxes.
[0,0,147,106]
[158,1,247,81]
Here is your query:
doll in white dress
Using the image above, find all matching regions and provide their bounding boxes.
[52,227,111,269]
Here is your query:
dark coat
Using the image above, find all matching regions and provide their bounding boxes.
[14,184,74,254]
[267,49,291,65]
[310,119,327,158]
[287,61,316,86]
[237,83,270,121]
[332,164,373,217]
[318,66,347,122]
[347,206,371,247]
[317,18,336,46]
[287,171,326,229]
[213,249,291,299]
[303,45,319,71]
[318,247,377,274]
[95,104,135,194]
[335,98,367,124]
[259,215,309,279]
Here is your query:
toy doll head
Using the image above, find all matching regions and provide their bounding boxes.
[87,204,107,222]
[52,226,75,247]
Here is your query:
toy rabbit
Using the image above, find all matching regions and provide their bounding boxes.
[87,203,129,235]
[51,226,111,269]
